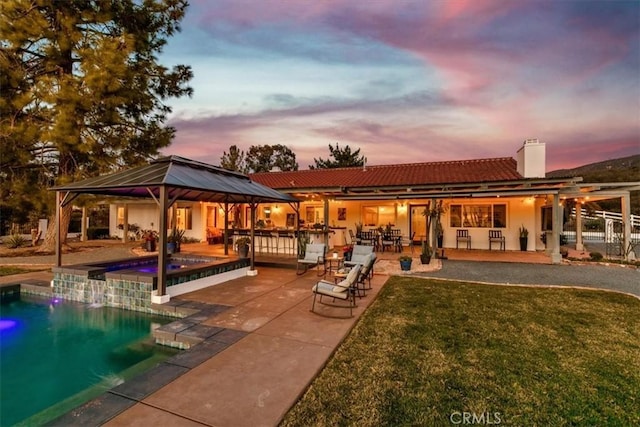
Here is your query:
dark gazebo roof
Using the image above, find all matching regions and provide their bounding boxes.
[52,155,298,204]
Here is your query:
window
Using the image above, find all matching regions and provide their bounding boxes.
[176,207,192,230]
[362,205,396,227]
[450,204,506,228]
[541,206,553,231]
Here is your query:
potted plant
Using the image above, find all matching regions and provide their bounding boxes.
[342,244,353,261]
[435,221,444,249]
[235,236,251,258]
[168,227,185,254]
[398,255,412,271]
[144,230,157,252]
[519,225,528,251]
[420,240,432,264]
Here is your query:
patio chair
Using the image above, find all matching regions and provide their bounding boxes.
[311,264,362,318]
[356,252,377,295]
[359,231,376,248]
[344,244,374,267]
[296,243,326,276]
[381,231,396,252]
[398,231,416,254]
[456,229,471,249]
[488,230,505,251]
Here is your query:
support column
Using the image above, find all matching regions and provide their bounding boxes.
[153,186,170,304]
[622,192,634,261]
[122,204,129,243]
[81,207,88,242]
[324,198,330,248]
[575,203,583,251]
[55,191,61,267]
[248,202,257,276]
[550,194,562,264]
[224,202,229,255]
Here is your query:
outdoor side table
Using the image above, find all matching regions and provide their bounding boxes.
[327,256,344,275]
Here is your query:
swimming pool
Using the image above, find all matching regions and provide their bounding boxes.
[0,294,178,426]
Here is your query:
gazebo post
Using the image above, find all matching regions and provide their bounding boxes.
[122,204,129,243]
[153,185,170,303]
[224,200,229,255]
[55,191,62,267]
[247,200,258,276]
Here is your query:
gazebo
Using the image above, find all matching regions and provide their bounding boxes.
[51,156,298,302]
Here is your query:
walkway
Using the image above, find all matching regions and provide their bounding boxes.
[419,259,640,298]
[46,267,387,426]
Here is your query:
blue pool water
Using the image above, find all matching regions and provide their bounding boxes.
[0,295,178,426]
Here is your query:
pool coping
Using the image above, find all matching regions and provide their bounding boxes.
[45,301,248,426]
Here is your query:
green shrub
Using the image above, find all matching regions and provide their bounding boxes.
[590,251,603,261]
[86,227,110,240]
[5,234,26,249]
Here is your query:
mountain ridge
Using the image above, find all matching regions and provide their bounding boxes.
[546,154,640,182]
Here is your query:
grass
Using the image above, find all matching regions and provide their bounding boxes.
[281,277,640,426]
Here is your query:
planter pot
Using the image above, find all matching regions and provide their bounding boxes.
[519,237,528,251]
[145,240,156,252]
[167,242,176,254]
[420,254,431,264]
[399,259,412,271]
[238,244,250,258]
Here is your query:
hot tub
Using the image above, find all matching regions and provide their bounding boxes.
[52,255,250,313]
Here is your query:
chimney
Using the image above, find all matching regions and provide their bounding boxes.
[516,138,546,178]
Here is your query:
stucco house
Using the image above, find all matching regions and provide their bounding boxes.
[108,139,639,263]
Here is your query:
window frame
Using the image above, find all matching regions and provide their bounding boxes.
[449,203,507,229]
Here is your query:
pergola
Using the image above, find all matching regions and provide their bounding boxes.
[51,156,298,302]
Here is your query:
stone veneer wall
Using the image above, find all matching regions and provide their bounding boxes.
[53,272,165,315]
[53,258,250,316]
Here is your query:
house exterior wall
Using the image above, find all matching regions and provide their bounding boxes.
[109,196,539,251]
[109,202,205,241]
[110,203,159,238]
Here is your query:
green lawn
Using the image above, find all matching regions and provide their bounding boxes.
[281,277,640,426]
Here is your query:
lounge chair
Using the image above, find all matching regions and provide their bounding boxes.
[311,264,362,318]
[296,243,326,275]
[344,244,374,267]
[356,252,376,295]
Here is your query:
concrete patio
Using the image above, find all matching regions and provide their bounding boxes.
[55,266,388,426]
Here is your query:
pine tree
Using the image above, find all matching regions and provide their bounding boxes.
[310,143,365,169]
[0,0,193,251]
[220,145,249,173]
[245,144,298,173]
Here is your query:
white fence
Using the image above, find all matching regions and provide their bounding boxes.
[572,208,640,229]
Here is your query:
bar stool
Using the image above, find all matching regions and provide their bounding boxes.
[270,231,280,254]
[280,230,295,255]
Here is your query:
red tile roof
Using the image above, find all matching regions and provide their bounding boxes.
[250,157,522,190]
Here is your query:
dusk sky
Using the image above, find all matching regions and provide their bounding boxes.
[160,0,640,172]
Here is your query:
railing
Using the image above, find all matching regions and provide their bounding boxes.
[571,208,640,229]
